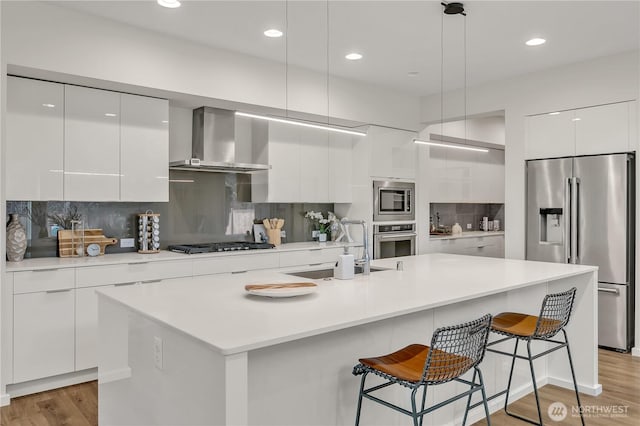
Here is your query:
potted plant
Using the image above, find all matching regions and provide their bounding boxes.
[304,210,331,242]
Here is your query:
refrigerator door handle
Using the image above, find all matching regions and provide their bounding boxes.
[598,287,620,295]
[570,176,580,264]
[565,178,572,263]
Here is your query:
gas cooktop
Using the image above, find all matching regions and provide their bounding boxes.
[168,242,275,254]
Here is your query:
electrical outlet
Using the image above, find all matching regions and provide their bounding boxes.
[154,336,163,370]
[466,223,472,230]
[121,238,135,248]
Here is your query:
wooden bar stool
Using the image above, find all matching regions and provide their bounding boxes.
[484,287,584,425]
[352,314,493,426]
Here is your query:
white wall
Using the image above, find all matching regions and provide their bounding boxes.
[0,1,420,131]
[426,116,505,145]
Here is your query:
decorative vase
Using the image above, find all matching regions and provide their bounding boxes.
[452,223,463,236]
[330,222,340,241]
[318,233,328,242]
[7,214,27,262]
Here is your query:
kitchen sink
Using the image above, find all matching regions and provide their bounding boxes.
[286,266,389,280]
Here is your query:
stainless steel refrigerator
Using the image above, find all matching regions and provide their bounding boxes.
[526,153,635,352]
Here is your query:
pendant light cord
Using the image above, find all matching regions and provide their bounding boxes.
[440,5,444,136]
[464,9,467,144]
[285,0,289,118]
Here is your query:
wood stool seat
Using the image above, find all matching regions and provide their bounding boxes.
[491,312,562,338]
[359,344,474,383]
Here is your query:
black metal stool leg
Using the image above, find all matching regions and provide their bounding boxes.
[477,368,492,426]
[410,386,420,426]
[462,369,478,426]
[563,330,585,426]
[503,338,519,412]
[419,385,428,426]
[526,341,543,426]
[355,371,368,426]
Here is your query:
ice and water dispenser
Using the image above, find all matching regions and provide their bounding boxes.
[539,208,563,244]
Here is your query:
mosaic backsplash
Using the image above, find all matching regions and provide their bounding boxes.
[6,171,334,258]
[430,203,505,231]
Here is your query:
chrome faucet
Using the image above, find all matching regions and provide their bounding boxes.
[341,218,370,275]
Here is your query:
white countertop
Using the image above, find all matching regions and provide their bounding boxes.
[96,253,596,356]
[4,241,362,272]
[430,230,505,240]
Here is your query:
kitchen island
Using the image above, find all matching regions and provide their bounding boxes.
[97,253,599,425]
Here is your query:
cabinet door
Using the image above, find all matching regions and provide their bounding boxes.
[575,102,630,155]
[120,94,169,201]
[64,85,120,201]
[369,127,416,179]
[14,290,75,382]
[265,122,301,202]
[471,149,505,203]
[328,133,353,203]
[6,77,64,200]
[525,111,575,159]
[299,128,329,202]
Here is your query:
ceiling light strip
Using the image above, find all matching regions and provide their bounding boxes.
[413,139,489,153]
[235,112,367,136]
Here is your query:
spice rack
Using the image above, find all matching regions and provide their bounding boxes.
[138,211,160,253]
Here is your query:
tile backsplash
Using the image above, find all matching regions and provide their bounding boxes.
[6,171,334,258]
[430,203,504,231]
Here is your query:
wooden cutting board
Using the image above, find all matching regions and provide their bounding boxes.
[58,229,118,257]
[244,282,317,291]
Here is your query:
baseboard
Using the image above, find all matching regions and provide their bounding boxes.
[6,369,97,399]
[547,377,602,396]
[0,393,10,407]
[632,347,640,357]
[98,367,131,384]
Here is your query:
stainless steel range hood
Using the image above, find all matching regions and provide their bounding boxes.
[169,107,271,173]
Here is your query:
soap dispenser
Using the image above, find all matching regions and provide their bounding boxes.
[334,247,355,280]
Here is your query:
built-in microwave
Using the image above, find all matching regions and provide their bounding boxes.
[373,180,415,222]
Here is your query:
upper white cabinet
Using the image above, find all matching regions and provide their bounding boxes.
[5,77,169,202]
[120,94,169,201]
[428,146,505,203]
[525,101,633,159]
[367,126,417,180]
[6,76,64,200]
[65,85,121,201]
[252,122,353,202]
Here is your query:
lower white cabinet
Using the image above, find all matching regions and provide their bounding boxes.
[427,235,504,258]
[75,285,115,371]
[279,247,345,268]
[14,289,75,383]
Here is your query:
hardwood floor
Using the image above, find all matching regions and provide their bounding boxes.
[473,349,640,425]
[0,349,638,425]
[0,381,97,426]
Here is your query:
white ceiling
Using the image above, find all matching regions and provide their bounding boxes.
[54,0,640,96]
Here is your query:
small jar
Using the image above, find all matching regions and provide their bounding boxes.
[452,223,463,235]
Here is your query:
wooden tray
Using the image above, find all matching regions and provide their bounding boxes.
[245,282,317,298]
[58,229,118,257]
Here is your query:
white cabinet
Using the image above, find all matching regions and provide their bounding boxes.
[64,85,121,201]
[368,126,416,180]
[13,269,75,383]
[120,94,169,202]
[427,235,504,258]
[6,76,64,200]
[279,247,345,268]
[192,252,280,276]
[252,122,353,202]
[574,102,630,155]
[428,147,504,203]
[76,284,114,371]
[525,102,633,159]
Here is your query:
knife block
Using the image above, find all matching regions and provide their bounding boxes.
[266,229,281,246]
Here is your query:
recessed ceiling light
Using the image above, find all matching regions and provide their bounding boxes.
[264,29,283,38]
[42,103,56,108]
[157,0,181,9]
[345,52,363,61]
[526,38,546,46]
[407,71,420,77]
[104,113,117,117]
[572,117,582,121]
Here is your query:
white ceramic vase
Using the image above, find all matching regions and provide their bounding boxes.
[7,214,27,262]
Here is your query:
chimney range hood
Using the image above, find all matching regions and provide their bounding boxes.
[169,107,271,173]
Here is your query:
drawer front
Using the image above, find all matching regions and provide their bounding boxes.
[279,248,343,268]
[193,252,280,276]
[14,268,75,294]
[76,260,192,288]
